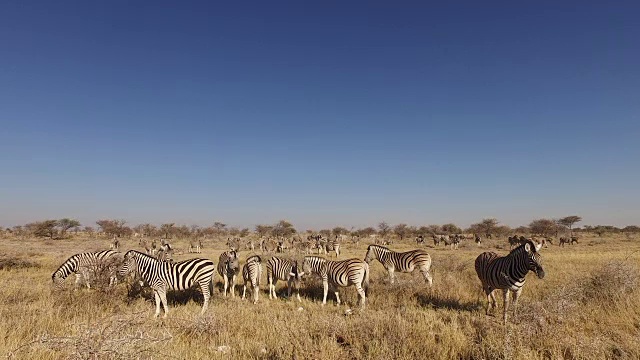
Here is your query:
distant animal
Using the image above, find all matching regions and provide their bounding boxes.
[475,234,481,245]
[559,237,570,247]
[118,250,215,318]
[364,245,432,286]
[266,257,304,302]
[570,236,579,245]
[52,250,120,290]
[217,250,240,297]
[242,255,263,304]
[110,237,119,250]
[188,239,202,253]
[416,235,425,245]
[302,256,369,308]
[475,240,545,324]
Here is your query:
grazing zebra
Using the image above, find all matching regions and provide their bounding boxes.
[302,256,369,308]
[475,240,545,323]
[266,256,304,302]
[294,240,314,254]
[242,255,262,304]
[440,235,458,250]
[415,235,425,245]
[52,250,120,289]
[559,237,570,247]
[262,239,278,253]
[364,245,433,286]
[119,250,215,318]
[217,250,240,297]
[570,236,579,245]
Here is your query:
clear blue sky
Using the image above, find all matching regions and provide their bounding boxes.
[1,1,638,230]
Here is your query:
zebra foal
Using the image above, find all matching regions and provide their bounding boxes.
[218,250,240,297]
[52,249,120,290]
[119,250,215,318]
[364,245,433,286]
[266,257,304,302]
[302,256,369,308]
[475,240,545,323]
[242,255,263,304]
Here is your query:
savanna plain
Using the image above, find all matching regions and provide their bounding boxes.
[1,234,639,360]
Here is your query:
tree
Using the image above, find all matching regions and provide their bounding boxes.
[378,222,391,238]
[529,219,558,236]
[514,226,530,234]
[84,226,95,238]
[468,218,499,238]
[255,224,273,238]
[557,216,582,235]
[57,218,81,238]
[96,219,127,237]
[271,220,296,238]
[28,220,58,239]
[357,227,376,238]
[393,223,410,241]
[622,225,640,233]
[332,227,349,237]
[160,223,175,239]
[239,228,250,237]
[441,223,462,235]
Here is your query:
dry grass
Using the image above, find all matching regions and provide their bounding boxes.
[1,234,639,359]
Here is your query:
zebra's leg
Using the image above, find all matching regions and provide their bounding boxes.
[512,288,523,321]
[230,274,236,298]
[485,288,496,315]
[198,280,211,315]
[502,289,510,324]
[322,279,328,305]
[242,282,247,300]
[387,267,396,284]
[253,283,260,304]
[269,277,277,299]
[160,290,169,318]
[154,291,162,318]
[355,283,366,308]
[334,288,341,306]
[223,275,229,297]
[421,268,433,287]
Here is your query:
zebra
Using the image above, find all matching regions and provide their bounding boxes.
[217,250,240,297]
[242,255,263,304]
[559,237,571,247]
[475,240,545,323]
[415,235,425,245]
[316,239,340,257]
[432,234,441,246]
[266,256,304,302]
[302,256,369,308]
[570,236,579,245]
[157,241,174,262]
[508,235,525,249]
[475,234,481,245]
[364,245,433,286]
[294,240,314,254]
[188,240,202,253]
[110,237,119,250]
[118,250,215,318]
[52,250,120,290]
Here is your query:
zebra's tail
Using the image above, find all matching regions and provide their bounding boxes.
[362,262,370,296]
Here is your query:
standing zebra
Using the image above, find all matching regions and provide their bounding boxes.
[188,240,202,253]
[364,245,433,286]
[475,240,545,323]
[266,256,304,302]
[242,255,263,304]
[316,239,341,257]
[52,249,120,289]
[119,250,215,318]
[302,256,369,308]
[217,250,240,297]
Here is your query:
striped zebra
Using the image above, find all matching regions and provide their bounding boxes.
[242,255,263,304]
[188,240,202,253]
[316,239,340,257]
[52,250,120,290]
[302,256,369,308]
[364,245,433,286]
[475,240,545,323]
[266,256,304,302]
[217,250,240,297]
[119,250,215,318]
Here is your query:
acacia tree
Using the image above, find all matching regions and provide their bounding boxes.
[468,218,499,238]
[96,219,127,237]
[28,220,58,239]
[332,227,349,237]
[57,218,81,238]
[529,219,558,236]
[378,222,391,238]
[255,224,273,238]
[272,220,296,238]
[160,223,176,239]
[441,223,462,235]
[393,223,410,241]
[557,216,582,235]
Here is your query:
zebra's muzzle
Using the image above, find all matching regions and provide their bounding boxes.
[536,268,545,279]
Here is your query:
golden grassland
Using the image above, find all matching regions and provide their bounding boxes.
[1,234,639,359]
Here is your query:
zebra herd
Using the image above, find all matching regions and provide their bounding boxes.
[51,239,546,324]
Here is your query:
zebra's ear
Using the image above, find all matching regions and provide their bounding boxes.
[535,242,543,252]
[524,242,531,253]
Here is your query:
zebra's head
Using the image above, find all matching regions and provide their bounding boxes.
[119,250,138,278]
[225,251,240,273]
[364,245,377,264]
[524,241,545,279]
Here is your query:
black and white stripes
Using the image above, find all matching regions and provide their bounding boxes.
[266,256,304,302]
[475,240,545,323]
[242,255,262,304]
[52,249,120,289]
[302,256,369,307]
[119,250,215,317]
[217,250,240,297]
[364,245,433,286]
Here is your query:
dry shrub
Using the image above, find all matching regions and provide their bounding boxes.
[583,261,639,302]
[85,256,124,292]
[0,254,40,270]
[7,312,173,360]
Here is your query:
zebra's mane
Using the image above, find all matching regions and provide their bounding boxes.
[304,255,327,262]
[510,240,539,255]
[368,244,390,251]
[246,255,261,263]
